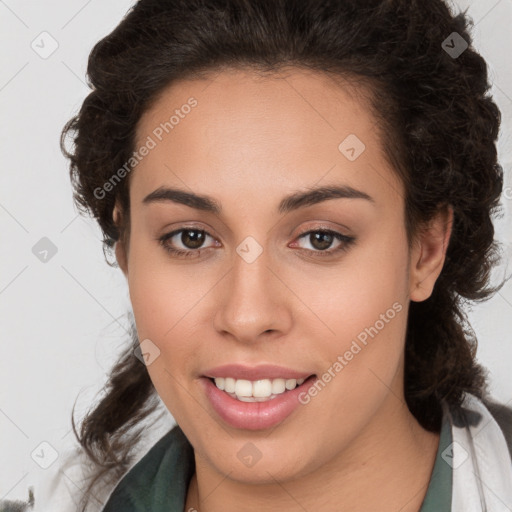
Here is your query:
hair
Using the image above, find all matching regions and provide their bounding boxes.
[61,0,506,509]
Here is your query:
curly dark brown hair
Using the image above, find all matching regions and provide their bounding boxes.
[60,0,505,509]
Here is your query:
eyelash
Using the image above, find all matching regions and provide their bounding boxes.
[157,227,356,259]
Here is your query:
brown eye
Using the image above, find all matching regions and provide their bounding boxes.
[179,229,206,249]
[308,231,336,251]
[293,229,356,257]
[158,228,216,257]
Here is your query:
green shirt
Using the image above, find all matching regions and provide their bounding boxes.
[419,411,452,511]
[102,415,452,511]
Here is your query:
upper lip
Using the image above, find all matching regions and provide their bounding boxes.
[202,364,315,381]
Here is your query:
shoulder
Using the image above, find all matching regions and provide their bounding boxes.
[453,392,512,461]
[0,489,34,512]
[100,424,195,511]
[481,396,512,458]
[0,408,176,512]
[0,444,96,512]
[31,443,109,512]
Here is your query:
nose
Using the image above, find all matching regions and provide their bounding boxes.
[212,244,293,345]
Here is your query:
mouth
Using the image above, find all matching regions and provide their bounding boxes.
[200,374,318,430]
[206,374,317,402]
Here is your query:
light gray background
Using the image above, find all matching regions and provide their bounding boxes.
[1,0,511,502]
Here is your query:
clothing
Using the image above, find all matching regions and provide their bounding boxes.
[13,392,512,512]
[418,408,452,510]
[449,394,512,510]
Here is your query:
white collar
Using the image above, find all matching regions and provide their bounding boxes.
[448,393,512,511]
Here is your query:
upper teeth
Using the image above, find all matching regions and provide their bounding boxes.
[214,377,306,399]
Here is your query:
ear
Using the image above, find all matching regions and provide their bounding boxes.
[113,204,128,277]
[408,205,453,302]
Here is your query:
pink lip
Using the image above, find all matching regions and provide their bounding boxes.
[202,363,314,381]
[200,375,318,430]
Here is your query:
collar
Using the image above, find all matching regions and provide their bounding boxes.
[449,393,512,511]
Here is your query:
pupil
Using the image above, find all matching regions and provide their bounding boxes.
[311,232,332,250]
[183,230,204,249]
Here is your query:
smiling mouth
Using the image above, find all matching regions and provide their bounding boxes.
[207,374,316,402]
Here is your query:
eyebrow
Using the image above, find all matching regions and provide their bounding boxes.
[142,184,374,215]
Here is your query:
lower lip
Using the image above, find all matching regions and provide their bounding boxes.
[200,375,318,430]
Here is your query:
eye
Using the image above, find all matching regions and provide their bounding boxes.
[292,228,356,257]
[158,227,218,258]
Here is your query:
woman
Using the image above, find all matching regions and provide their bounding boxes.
[25,0,512,510]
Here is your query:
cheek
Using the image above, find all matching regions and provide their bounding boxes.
[305,228,410,388]
[126,229,205,337]
[305,227,408,336]
[126,251,207,420]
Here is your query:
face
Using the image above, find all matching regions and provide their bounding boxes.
[115,67,449,484]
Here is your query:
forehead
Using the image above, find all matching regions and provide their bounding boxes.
[130,67,403,207]
[135,67,376,147]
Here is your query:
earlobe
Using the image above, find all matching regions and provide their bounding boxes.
[409,205,453,302]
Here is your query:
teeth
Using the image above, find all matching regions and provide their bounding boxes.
[271,378,286,394]
[213,376,308,401]
[235,379,253,397]
[285,379,297,390]
[253,379,272,397]
[224,377,236,393]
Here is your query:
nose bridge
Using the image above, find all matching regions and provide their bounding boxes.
[212,236,291,342]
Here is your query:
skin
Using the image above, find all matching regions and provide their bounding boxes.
[114,67,453,512]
